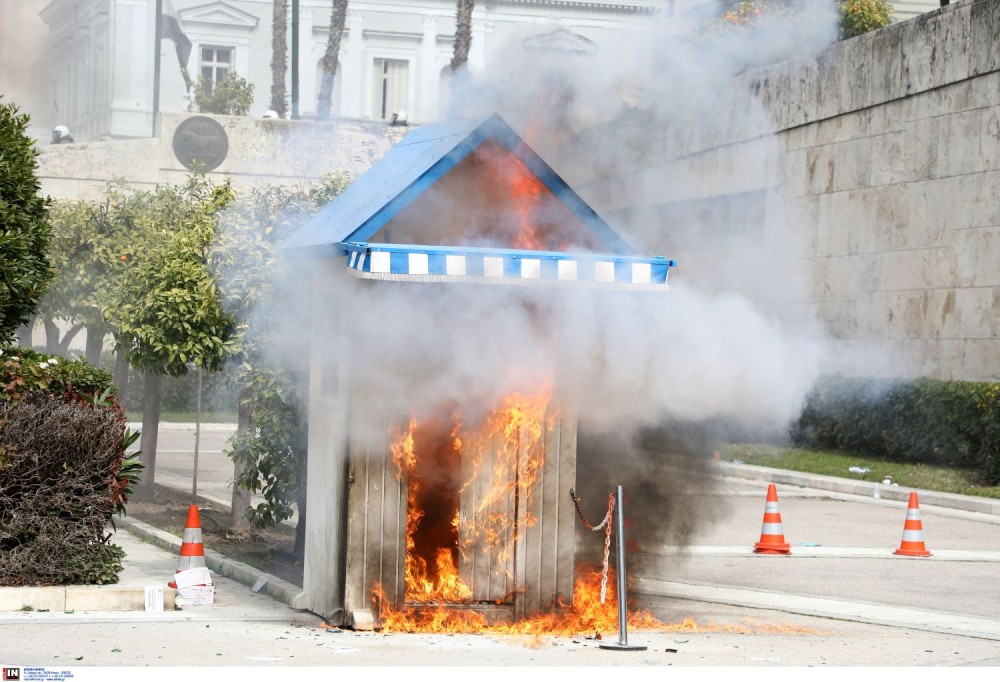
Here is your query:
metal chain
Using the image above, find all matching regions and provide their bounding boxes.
[569,488,613,532]
[569,488,615,604]
[600,494,615,604]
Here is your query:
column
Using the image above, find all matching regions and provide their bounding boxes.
[341,9,364,119]
[418,14,437,123]
[297,2,314,117]
[470,18,487,75]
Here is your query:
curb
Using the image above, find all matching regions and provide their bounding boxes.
[117,515,308,609]
[5,461,995,615]
[0,584,176,613]
[716,461,1000,517]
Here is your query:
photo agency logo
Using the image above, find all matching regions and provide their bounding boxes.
[3,668,21,682]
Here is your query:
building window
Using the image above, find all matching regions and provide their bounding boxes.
[371,58,408,120]
[200,46,233,95]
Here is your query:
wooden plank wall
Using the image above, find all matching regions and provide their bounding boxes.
[343,401,577,622]
[515,413,577,619]
[459,429,516,602]
[342,382,407,624]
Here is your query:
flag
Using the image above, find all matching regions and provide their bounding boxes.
[162,0,193,91]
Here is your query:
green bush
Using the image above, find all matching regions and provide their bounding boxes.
[715,0,893,40]
[189,73,255,116]
[0,97,53,344]
[792,376,1000,484]
[2,347,114,403]
[839,0,893,39]
[0,346,141,585]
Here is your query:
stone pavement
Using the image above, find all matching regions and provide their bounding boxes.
[4,424,1000,645]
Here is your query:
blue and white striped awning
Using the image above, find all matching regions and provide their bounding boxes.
[341,242,677,290]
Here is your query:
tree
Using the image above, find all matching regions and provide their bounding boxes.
[450,0,475,74]
[717,0,892,39]
[104,177,237,500]
[212,173,351,554]
[0,97,53,345]
[91,182,164,405]
[36,199,111,363]
[270,0,289,118]
[839,0,893,39]
[317,0,349,120]
[719,0,796,26]
[189,73,255,116]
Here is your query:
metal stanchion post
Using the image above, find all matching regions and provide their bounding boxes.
[599,485,647,651]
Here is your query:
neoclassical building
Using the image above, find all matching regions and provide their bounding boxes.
[36,0,676,141]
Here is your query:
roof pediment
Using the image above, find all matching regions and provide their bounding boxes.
[283,113,635,258]
[179,1,259,29]
[523,27,597,54]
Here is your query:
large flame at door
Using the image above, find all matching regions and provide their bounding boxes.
[388,389,551,606]
[374,387,660,634]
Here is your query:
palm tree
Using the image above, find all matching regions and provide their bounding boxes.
[451,0,475,74]
[318,0,349,120]
[270,0,288,118]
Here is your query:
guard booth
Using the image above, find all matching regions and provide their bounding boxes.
[282,113,676,628]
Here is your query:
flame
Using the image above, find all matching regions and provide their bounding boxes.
[390,417,417,479]
[374,389,825,638]
[379,388,555,619]
[472,142,557,251]
[390,416,469,604]
[373,566,824,636]
[458,389,551,565]
[375,566,659,635]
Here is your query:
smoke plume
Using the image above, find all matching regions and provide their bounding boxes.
[334,2,841,550]
[239,2,846,552]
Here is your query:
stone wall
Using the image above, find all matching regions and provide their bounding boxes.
[30,112,410,354]
[781,0,999,380]
[581,0,1000,381]
[36,113,411,200]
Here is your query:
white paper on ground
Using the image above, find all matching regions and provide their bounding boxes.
[174,566,213,589]
[177,584,215,605]
[144,586,164,612]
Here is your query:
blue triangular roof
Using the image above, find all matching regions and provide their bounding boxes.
[282,113,635,258]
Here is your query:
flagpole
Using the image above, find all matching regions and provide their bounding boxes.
[152,0,163,138]
[291,0,299,119]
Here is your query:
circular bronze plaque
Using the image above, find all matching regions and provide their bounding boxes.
[172,116,229,172]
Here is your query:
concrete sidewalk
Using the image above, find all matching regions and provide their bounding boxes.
[4,453,1000,629]
[0,516,309,620]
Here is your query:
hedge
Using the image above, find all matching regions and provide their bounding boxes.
[791,375,1000,485]
[0,346,141,585]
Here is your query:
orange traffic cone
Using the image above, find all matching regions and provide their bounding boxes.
[168,504,208,587]
[894,492,932,557]
[754,483,791,554]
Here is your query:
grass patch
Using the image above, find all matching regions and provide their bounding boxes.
[723,443,1000,499]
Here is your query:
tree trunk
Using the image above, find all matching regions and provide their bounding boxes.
[135,370,162,501]
[43,318,60,354]
[317,0,349,120]
[113,343,131,408]
[42,318,82,355]
[85,323,105,365]
[270,0,289,118]
[229,387,253,534]
[451,0,475,73]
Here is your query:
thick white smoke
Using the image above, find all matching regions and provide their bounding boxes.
[331,1,842,448]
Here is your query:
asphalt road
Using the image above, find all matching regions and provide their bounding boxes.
[2,422,999,675]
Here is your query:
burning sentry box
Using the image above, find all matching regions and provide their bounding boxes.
[283,113,676,629]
